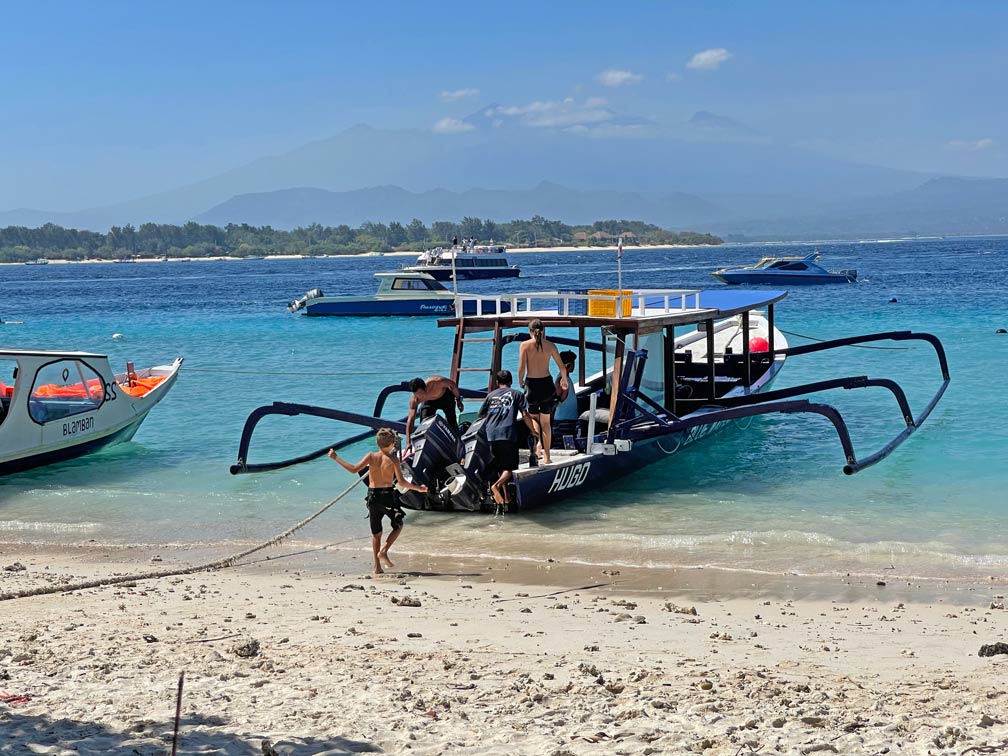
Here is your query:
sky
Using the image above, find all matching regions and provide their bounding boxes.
[2,0,1006,211]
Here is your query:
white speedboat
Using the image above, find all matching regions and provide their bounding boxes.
[712,252,857,285]
[0,349,183,474]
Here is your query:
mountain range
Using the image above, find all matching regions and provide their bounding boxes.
[2,115,1006,240]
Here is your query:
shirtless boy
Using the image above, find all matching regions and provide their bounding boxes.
[518,319,569,464]
[405,375,465,449]
[328,428,427,574]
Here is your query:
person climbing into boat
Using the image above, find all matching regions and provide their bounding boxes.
[328,428,427,574]
[478,370,536,515]
[405,375,465,450]
[518,319,569,465]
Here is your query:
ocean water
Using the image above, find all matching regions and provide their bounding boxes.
[1,238,1006,582]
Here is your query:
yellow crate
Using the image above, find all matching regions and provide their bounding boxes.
[587,289,632,317]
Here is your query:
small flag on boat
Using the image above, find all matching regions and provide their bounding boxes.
[617,237,623,260]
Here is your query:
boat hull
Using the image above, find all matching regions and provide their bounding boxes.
[402,265,520,281]
[0,412,149,475]
[713,271,856,285]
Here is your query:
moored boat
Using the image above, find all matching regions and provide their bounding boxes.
[0,349,183,475]
[234,286,949,513]
[403,244,519,281]
[288,271,509,317]
[712,252,856,285]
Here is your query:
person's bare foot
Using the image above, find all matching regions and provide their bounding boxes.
[379,551,395,569]
[491,483,504,505]
[373,564,384,575]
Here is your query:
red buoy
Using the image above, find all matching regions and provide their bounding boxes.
[749,336,769,353]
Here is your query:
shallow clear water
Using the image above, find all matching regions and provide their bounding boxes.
[1,238,1005,581]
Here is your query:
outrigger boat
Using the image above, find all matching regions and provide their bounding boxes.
[0,349,183,475]
[232,287,949,512]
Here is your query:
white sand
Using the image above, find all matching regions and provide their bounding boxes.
[1,546,1006,755]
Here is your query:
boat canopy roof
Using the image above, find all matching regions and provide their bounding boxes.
[0,348,108,359]
[438,288,787,334]
[751,252,819,268]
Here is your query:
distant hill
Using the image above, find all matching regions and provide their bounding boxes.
[715,176,1008,240]
[0,120,930,231]
[195,182,726,230]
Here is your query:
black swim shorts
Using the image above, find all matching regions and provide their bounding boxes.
[490,440,520,475]
[366,487,406,535]
[525,376,556,414]
[420,388,459,432]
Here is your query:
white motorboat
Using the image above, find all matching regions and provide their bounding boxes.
[0,349,183,474]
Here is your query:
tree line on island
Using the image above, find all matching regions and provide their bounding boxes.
[0,217,721,262]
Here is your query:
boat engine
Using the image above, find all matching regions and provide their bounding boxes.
[440,418,495,512]
[399,415,463,510]
[288,288,323,312]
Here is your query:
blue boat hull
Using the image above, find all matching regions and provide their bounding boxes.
[403,266,521,281]
[714,271,855,285]
[510,423,726,512]
[305,298,509,317]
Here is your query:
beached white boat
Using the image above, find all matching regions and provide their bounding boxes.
[0,349,183,474]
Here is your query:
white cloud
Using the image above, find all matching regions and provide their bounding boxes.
[440,88,480,102]
[489,97,614,128]
[687,48,731,71]
[596,69,643,87]
[666,72,681,82]
[432,117,475,134]
[945,138,995,152]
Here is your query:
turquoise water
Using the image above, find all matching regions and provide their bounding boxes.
[1,239,1005,581]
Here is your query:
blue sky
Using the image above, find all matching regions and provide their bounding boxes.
[3,0,1006,210]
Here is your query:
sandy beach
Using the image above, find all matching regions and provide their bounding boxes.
[0,243,696,266]
[1,543,1006,755]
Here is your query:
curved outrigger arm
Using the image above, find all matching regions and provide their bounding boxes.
[772,330,951,470]
[230,383,489,475]
[624,329,950,475]
[230,402,408,475]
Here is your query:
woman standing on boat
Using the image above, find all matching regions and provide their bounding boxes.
[518,319,569,465]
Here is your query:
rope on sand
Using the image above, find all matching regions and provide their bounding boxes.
[0,476,365,602]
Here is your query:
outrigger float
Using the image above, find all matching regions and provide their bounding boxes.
[232,287,950,513]
[0,349,183,475]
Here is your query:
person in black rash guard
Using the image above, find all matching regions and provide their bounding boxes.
[328,428,426,574]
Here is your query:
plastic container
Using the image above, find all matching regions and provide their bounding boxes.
[587,289,633,317]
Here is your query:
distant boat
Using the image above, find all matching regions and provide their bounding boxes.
[0,349,183,475]
[403,244,519,280]
[24,258,48,266]
[288,271,510,317]
[712,252,856,285]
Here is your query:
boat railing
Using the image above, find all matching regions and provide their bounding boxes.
[451,287,705,318]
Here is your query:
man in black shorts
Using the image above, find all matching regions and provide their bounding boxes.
[405,375,465,450]
[478,370,536,514]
